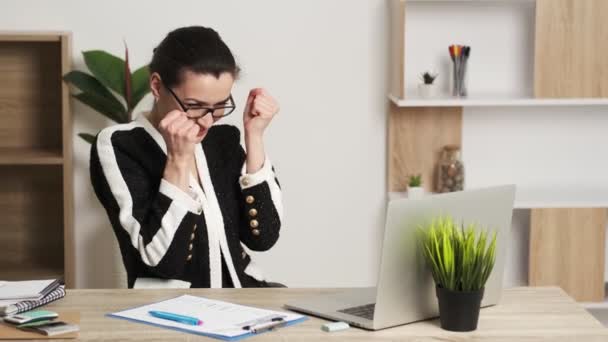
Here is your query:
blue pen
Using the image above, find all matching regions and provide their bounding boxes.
[149,310,203,326]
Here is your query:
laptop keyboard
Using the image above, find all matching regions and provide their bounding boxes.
[338,303,376,320]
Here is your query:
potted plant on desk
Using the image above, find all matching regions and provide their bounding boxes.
[418,217,497,332]
[407,174,424,199]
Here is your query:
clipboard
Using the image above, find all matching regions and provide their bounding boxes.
[0,312,79,340]
[107,295,307,341]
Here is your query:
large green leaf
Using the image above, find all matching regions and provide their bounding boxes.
[83,50,126,99]
[131,65,150,109]
[78,133,96,144]
[73,91,128,123]
[63,71,125,112]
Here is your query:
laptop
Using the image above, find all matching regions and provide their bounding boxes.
[285,185,516,330]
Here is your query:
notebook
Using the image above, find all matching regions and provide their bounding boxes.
[108,295,307,341]
[0,286,66,317]
[0,280,60,301]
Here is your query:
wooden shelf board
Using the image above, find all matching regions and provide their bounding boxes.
[0,148,63,165]
[0,267,64,281]
[388,188,608,209]
[389,94,608,108]
[0,32,66,42]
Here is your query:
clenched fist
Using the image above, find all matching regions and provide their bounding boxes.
[158,110,203,162]
[243,88,279,138]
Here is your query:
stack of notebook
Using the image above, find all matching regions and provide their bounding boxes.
[0,279,65,316]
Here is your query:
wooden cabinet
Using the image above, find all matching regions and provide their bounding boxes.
[0,32,73,287]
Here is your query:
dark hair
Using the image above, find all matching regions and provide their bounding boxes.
[149,26,240,87]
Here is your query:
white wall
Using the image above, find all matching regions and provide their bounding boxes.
[3,0,603,290]
[0,0,389,288]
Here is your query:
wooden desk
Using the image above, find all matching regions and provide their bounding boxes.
[35,287,608,341]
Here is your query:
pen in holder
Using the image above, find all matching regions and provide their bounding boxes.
[449,45,471,97]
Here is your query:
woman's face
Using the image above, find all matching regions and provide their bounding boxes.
[151,70,235,140]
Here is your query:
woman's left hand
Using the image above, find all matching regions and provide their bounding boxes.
[243,88,279,138]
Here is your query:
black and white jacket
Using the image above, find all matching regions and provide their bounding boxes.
[89,114,283,288]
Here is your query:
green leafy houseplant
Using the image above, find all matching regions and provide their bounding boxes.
[408,174,422,188]
[418,71,438,99]
[417,216,497,332]
[63,44,151,144]
[406,174,425,199]
[420,71,438,85]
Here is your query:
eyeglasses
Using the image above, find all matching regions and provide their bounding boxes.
[163,82,236,120]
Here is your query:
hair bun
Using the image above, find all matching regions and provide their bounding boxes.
[149,26,240,87]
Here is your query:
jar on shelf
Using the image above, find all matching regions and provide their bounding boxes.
[436,145,465,193]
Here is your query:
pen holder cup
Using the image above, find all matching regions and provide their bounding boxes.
[452,63,468,97]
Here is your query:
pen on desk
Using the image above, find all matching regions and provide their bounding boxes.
[148,310,203,326]
[242,317,286,333]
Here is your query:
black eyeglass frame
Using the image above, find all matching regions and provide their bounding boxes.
[163,82,236,119]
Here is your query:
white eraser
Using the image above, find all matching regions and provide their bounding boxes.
[321,321,350,332]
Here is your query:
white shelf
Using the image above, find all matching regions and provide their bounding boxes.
[582,291,608,309]
[407,0,534,2]
[512,187,608,209]
[389,94,608,108]
[388,192,413,200]
[388,187,608,209]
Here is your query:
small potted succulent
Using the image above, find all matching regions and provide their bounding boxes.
[407,174,424,199]
[418,71,438,99]
[418,217,497,332]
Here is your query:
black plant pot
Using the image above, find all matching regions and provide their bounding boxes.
[435,285,484,332]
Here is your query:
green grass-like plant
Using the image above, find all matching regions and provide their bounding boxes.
[408,174,422,187]
[418,216,497,292]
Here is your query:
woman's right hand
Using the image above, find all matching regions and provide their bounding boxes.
[158,110,200,191]
[158,110,200,163]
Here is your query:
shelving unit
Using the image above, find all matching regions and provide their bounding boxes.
[388,0,608,302]
[0,148,64,165]
[0,32,74,287]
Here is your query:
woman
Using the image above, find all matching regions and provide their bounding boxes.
[90,26,283,288]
